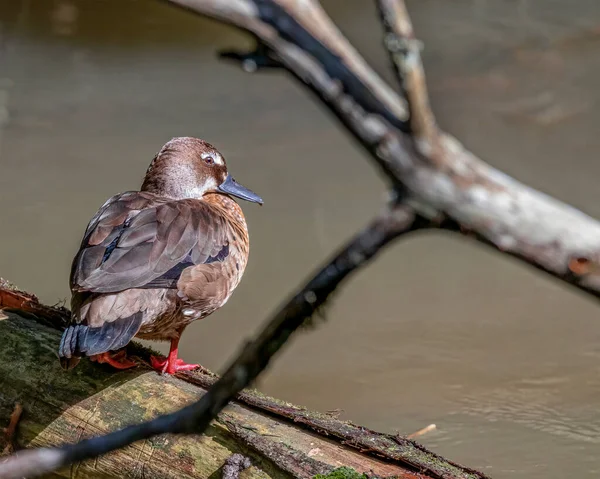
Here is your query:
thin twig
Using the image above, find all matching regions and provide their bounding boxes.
[407,424,437,440]
[375,0,438,146]
[1,404,23,455]
[0,203,423,479]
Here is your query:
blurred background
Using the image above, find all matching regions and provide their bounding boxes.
[1,0,600,477]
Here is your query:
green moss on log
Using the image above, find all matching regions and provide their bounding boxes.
[314,467,367,479]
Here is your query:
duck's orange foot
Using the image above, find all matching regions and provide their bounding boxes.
[91,350,138,370]
[150,355,199,375]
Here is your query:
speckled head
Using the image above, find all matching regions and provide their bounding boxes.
[141,137,263,205]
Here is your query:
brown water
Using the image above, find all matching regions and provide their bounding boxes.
[2,1,600,477]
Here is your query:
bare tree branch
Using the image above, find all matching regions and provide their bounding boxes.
[164,0,600,299]
[0,202,423,479]
[375,0,438,146]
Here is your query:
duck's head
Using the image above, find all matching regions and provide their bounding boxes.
[141,136,263,205]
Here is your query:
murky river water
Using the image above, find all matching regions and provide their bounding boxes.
[2,1,600,477]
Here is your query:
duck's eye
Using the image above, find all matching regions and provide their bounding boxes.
[203,156,215,165]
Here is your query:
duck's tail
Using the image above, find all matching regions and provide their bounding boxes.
[58,313,143,370]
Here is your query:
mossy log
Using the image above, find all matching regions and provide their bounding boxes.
[0,282,488,479]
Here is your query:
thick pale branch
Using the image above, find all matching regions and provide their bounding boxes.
[164,0,600,299]
[0,202,423,479]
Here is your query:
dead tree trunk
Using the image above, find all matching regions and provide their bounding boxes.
[0,282,487,479]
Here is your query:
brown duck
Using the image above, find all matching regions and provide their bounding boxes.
[58,137,262,374]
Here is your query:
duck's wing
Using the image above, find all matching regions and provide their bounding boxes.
[70,191,231,294]
[60,192,233,365]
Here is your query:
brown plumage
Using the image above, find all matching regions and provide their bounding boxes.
[58,137,262,374]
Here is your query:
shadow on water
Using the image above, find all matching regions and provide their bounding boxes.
[2,1,600,477]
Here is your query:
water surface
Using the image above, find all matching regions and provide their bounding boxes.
[1,1,600,477]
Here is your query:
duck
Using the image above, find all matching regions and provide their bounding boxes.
[58,137,263,374]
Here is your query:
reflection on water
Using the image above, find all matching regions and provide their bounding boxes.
[2,1,600,477]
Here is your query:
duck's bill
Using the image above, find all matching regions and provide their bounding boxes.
[218,174,263,205]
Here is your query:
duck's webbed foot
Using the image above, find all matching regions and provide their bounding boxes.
[90,350,138,370]
[150,355,199,375]
[150,335,200,374]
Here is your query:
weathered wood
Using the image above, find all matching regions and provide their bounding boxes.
[0,283,487,479]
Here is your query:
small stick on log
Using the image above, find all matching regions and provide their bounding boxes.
[407,424,437,440]
[1,404,23,455]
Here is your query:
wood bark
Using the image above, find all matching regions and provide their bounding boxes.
[0,282,487,479]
